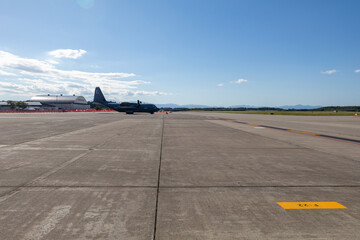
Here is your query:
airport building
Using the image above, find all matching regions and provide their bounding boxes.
[29,94,90,110]
[0,102,12,111]
[0,95,90,111]
[0,101,42,110]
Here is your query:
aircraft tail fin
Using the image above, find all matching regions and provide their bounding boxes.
[94,87,107,103]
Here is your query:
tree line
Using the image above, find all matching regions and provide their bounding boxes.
[5,101,28,110]
[158,106,360,112]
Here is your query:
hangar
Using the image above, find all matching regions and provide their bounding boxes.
[29,94,90,110]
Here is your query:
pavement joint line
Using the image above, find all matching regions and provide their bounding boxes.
[0,126,129,202]
[0,186,157,188]
[0,119,126,150]
[163,147,306,150]
[29,152,90,185]
[153,114,165,240]
[205,119,308,150]
[29,131,131,186]
[2,147,160,152]
[0,151,89,203]
[2,113,360,238]
[159,185,360,188]
[2,185,360,188]
[210,118,360,166]
[229,120,360,146]
[1,152,93,202]
[210,119,360,169]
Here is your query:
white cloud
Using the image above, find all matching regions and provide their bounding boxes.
[0,80,166,99]
[0,50,54,73]
[321,69,337,75]
[217,83,224,87]
[232,78,248,84]
[0,50,167,99]
[0,50,134,80]
[355,69,360,73]
[0,69,16,76]
[125,90,168,97]
[45,59,59,65]
[48,49,87,59]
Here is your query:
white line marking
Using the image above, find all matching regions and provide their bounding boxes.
[0,117,40,118]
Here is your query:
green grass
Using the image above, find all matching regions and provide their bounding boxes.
[190,110,359,116]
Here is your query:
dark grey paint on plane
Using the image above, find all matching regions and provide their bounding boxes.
[93,87,159,114]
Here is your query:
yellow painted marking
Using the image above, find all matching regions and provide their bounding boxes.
[287,129,318,135]
[225,120,234,122]
[247,123,260,126]
[277,202,347,209]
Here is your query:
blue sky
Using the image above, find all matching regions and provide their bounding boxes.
[0,0,359,106]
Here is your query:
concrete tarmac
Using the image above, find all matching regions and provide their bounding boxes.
[0,112,360,239]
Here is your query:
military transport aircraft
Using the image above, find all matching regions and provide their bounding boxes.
[93,87,159,114]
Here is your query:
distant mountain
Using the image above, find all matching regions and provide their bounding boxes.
[157,103,260,108]
[156,103,323,109]
[229,105,323,109]
[278,105,322,110]
[228,105,265,108]
[156,104,221,108]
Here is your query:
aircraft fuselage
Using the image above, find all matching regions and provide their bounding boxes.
[94,87,159,114]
